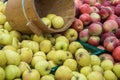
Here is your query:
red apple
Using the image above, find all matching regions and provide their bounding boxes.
[71,18,83,32]
[102,1,112,6]
[99,53,115,63]
[102,20,118,33]
[112,46,120,62]
[115,4,120,17]
[112,0,120,6]
[82,0,97,6]
[94,2,102,9]
[103,36,120,52]
[74,0,82,16]
[90,6,99,13]
[115,17,120,28]
[79,13,91,25]
[90,12,101,22]
[107,14,118,20]
[88,23,102,36]
[79,3,92,14]
[79,29,89,42]
[115,29,120,39]
[87,36,100,46]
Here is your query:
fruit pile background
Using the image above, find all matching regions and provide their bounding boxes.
[0,0,120,80]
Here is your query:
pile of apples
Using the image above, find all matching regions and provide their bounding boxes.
[0,1,120,80]
[72,0,120,62]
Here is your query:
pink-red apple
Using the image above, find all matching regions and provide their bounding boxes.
[71,18,83,32]
[115,17,120,28]
[112,46,120,62]
[107,14,118,20]
[90,12,101,22]
[87,36,100,46]
[79,29,89,42]
[74,0,82,16]
[103,36,120,52]
[115,4,120,17]
[90,6,99,13]
[112,0,120,6]
[82,0,97,6]
[115,29,120,39]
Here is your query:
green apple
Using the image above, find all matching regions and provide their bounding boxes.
[63,59,77,71]
[65,51,73,59]
[64,28,78,42]
[10,30,22,41]
[71,71,87,80]
[35,60,51,76]
[0,28,9,34]
[46,13,56,20]
[5,65,21,80]
[87,71,104,80]
[11,37,20,49]
[34,51,46,60]
[3,45,17,52]
[18,61,30,74]
[40,39,52,53]
[46,49,56,60]
[52,50,68,65]
[75,48,90,66]
[68,41,83,54]
[0,24,3,29]
[22,68,40,80]
[80,66,92,76]
[0,50,7,67]
[92,65,104,73]
[4,50,20,65]
[31,56,46,67]
[0,67,5,80]
[55,35,69,45]
[55,65,73,80]
[19,47,33,64]
[0,12,6,24]
[41,74,55,80]
[0,33,13,45]
[90,55,101,66]
[113,63,120,78]
[104,70,117,80]
[4,21,12,31]
[21,40,39,53]
[32,33,45,43]
[101,59,113,70]
[55,41,68,51]
[51,16,64,29]
[41,17,51,28]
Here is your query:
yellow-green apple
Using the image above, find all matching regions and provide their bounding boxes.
[10,30,22,41]
[0,67,5,80]
[40,39,52,53]
[75,48,91,66]
[104,70,117,80]
[90,55,101,66]
[79,13,91,25]
[68,41,83,54]
[112,46,120,62]
[87,36,100,46]
[41,74,55,80]
[101,59,113,70]
[80,66,92,76]
[55,65,73,80]
[64,28,78,42]
[2,45,17,52]
[41,17,51,28]
[88,23,102,36]
[52,50,67,65]
[4,21,12,31]
[65,51,73,59]
[63,59,77,71]
[46,13,56,20]
[103,36,120,52]
[87,71,104,80]
[0,24,3,29]
[113,63,120,78]
[51,16,64,29]
[79,3,92,14]
[21,40,39,53]
[55,41,68,51]
[0,28,9,34]
[103,20,118,33]
[71,18,83,32]
[19,47,33,64]
[90,12,101,23]
[34,51,46,60]
[0,50,7,67]
[35,60,51,76]
[5,65,21,80]
[22,68,40,80]
[0,33,13,45]
[55,35,69,45]
[11,37,19,49]
[99,53,115,63]
[32,33,45,43]
[79,29,89,42]
[92,65,104,73]
[46,49,56,61]
[0,12,6,24]
[18,61,30,74]
[4,50,20,65]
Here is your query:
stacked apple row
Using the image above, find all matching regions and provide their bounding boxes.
[72,0,120,62]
